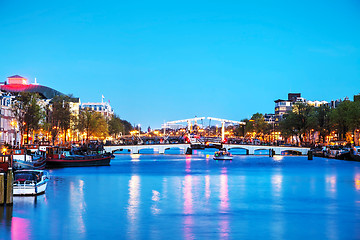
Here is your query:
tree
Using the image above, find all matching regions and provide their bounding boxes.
[279,103,317,145]
[108,115,124,138]
[234,118,247,137]
[330,100,352,141]
[12,93,43,145]
[313,105,331,143]
[330,100,360,142]
[245,113,271,139]
[49,95,72,144]
[78,109,108,140]
[120,119,133,135]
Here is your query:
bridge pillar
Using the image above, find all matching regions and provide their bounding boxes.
[159,147,165,154]
[248,147,254,155]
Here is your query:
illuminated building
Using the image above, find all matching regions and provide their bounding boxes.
[274,99,292,124]
[80,101,114,119]
[0,75,81,144]
[1,75,63,99]
[0,93,19,145]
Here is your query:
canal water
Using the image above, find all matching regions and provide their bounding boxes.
[1,151,360,240]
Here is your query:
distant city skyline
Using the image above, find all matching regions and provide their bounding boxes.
[1,0,359,128]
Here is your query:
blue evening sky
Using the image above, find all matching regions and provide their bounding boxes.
[1,0,359,128]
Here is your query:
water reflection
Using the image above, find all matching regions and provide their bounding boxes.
[271,174,283,198]
[127,175,140,237]
[325,174,338,240]
[2,155,360,239]
[183,174,193,239]
[270,172,284,239]
[325,175,337,197]
[219,168,229,212]
[185,156,191,173]
[130,154,140,162]
[273,155,284,162]
[205,175,211,200]
[0,205,12,239]
[11,216,31,240]
[151,190,161,215]
[354,173,360,191]
[69,179,86,235]
[219,168,230,238]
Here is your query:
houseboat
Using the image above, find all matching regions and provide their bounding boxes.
[46,145,111,168]
[11,148,47,170]
[0,153,12,172]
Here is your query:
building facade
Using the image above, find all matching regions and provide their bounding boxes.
[80,101,114,119]
[0,93,19,145]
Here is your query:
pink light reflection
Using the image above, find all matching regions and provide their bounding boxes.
[11,217,30,240]
[205,175,211,200]
[183,175,193,215]
[183,174,193,239]
[219,168,230,238]
[185,156,191,173]
[220,168,229,212]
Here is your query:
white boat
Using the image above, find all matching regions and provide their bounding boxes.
[214,150,233,160]
[13,170,49,195]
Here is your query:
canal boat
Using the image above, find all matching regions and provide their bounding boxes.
[46,145,111,168]
[0,154,12,172]
[214,150,233,160]
[350,146,360,161]
[11,148,47,170]
[13,170,49,195]
[323,145,351,159]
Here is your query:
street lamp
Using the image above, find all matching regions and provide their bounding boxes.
[10,120,17,148]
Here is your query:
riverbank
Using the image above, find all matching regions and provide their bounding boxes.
[1,153,360,239]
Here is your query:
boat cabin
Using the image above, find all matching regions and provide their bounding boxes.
[0,154,12,172]
[14,171,44,183]
[46,147,71,159]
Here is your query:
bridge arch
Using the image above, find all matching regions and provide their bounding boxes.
[138,147,160,154]
[254,149,270,155]
[281,150,302,156]
[113,148,131,154]
[228,147,249,155]
[164,147,185,154]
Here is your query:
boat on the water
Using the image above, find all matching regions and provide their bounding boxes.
[214,150,233,160]
[0,154,12,172]
[46,144,111,168]
[323,145,351,160]
[13,170,49,195]
[350,146,360,161]
[11,148,47,170]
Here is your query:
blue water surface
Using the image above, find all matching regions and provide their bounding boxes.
[1,151,360,240]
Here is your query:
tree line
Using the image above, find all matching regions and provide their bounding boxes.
[11,92,133,146]
[235,99,360,146]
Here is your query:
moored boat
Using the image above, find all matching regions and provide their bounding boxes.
[214,150,233,160]
[13,170,49,195]
[0,154,12,172]
[350,146,360,161]
[11,148,47,170]
[46,145,111,168]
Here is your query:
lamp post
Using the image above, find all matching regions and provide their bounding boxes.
[10,120,17,148]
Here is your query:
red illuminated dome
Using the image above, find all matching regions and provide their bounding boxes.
[1,75,64,99]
